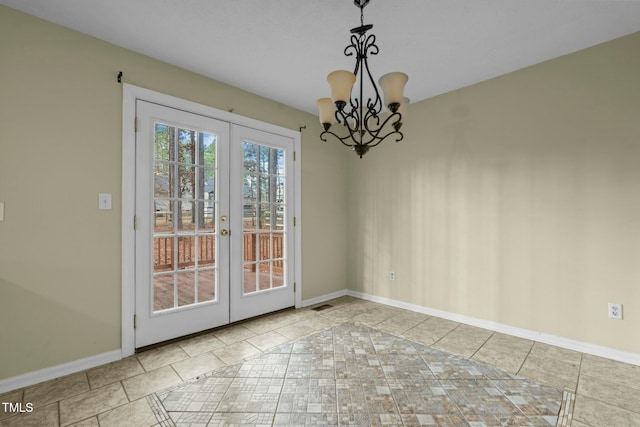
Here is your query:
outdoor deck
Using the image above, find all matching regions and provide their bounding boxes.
[151,231,284,311]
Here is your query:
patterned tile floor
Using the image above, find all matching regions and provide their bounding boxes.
[2,296,640,426]
[150,323,562,426]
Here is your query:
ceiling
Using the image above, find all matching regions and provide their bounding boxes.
[2,0,640,115]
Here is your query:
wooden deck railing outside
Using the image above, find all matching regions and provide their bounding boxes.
[154,232,284,272]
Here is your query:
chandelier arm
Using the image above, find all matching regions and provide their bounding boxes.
[348,34,365,118]
[356,112,382,146]
[366,130,403,148]
[348,129,400,149]
[360,34,382,113]
[335,107,362,134]
[377,111,402,130]
[364,33,379,56]
[356,113,400,146]
[363,111,402,138]
[348,93,361,119]
[321,117,403,149]
[363,106,380,130]
[362,128,403,148]
[362,113,404,147]
[339,106,378,147]
[319,129,356,148]
[345,35,361,72]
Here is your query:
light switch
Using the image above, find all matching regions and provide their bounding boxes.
[98,193,112,210]
[0,201,4,221]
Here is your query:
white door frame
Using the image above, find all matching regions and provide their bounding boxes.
[121,84,302,357]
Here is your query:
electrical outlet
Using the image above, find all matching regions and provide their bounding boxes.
[389,271,395,281]
[608,303,623,320]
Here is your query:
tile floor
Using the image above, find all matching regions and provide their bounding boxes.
[1,296,639,426]
[149,322,563,426]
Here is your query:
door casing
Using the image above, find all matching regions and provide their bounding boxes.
[121,84,302,357]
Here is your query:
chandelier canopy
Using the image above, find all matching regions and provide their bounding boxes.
[317,0,409,158]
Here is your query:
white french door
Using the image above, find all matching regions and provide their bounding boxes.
[229,125,295,322]
[134,101,295,348]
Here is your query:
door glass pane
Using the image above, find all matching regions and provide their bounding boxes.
[177,236,195,270]
[198,269,216,303]
[275,207,285,231]
[154,124,171,161]
[244,266,257,294]
[198,235,215,267]
[272,233,284,260]
[273,233,285,289]
[152,123,219,311]
[272,268,284,288]
[242,143,287,295]
[177,272,196,307]
[243,204,256,230]
[154,236,174,272]
[259,145,271,174]
[258,203,271,231]
[244,173,257,202]
[276,176,285,203]
[178,166,196,200]
[257,262,270,290]
[243,142,257,172]
[178,201,195,231]
[154,163,171,198]
[258,234,270,260]
[259,176,270,202]
[154,274,174,311]
[178,129,195,164]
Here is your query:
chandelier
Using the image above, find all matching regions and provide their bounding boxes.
[317,0,409,158]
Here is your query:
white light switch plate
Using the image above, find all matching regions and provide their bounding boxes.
[98,193,112,210]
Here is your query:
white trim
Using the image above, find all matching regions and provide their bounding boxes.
[121,85,136,357]
[302,289,349,308]
[122,84,302,354]
[293,136,302,310]
[0,350,121,394]
[347,290,640,367]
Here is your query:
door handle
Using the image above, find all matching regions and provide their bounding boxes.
[220,229,229,236]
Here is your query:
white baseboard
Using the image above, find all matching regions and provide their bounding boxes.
[301,289,348,308]
[347,290,640,367]
[4,289,637,394]
[0,350,122,394]
[0,290,344,395]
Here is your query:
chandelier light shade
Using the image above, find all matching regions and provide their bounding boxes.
[318,0,409,158]
[327,70,357,106]
[317,98,336,128]
[397,97,410,118]
[379,72,409,111]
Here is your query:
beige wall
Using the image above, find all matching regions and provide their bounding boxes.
[347,32,640,354]
[0,6,347,380]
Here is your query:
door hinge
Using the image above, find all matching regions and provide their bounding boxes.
[293,151,296,161]
[134,314,137,329]
[293,216,296,227]
[293,282,297,292]
[134,116,139,132]
[133,215,137,230]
